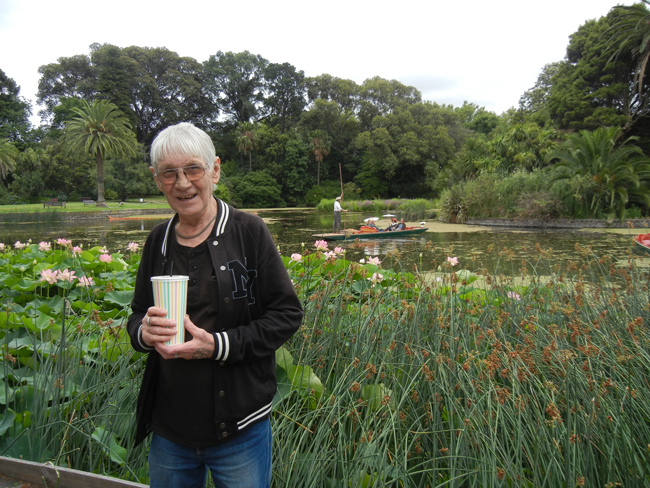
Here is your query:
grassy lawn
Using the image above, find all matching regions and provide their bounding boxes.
[0,197,170,213]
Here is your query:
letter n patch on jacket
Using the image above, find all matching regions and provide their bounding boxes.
[227,260,257,304]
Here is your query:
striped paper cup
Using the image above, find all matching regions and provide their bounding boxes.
[151,275,189,346]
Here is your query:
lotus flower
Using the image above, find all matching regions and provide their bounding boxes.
[78,276,95,287]
[99,254,113,263]
[39,269,58,285]
[39,241,52,251]
[290,253,302,262]
[314,240,328,251]
[447,256,459,266]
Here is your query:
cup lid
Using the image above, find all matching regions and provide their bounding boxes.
[151,275,189,281]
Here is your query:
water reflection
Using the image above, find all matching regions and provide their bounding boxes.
[0,210,642,274]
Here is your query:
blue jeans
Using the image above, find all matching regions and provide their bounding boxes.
[148,419,272,488]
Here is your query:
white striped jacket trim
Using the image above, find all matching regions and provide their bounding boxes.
[237,402,273,430]
[213,331,230,361]
[160,198,231,257]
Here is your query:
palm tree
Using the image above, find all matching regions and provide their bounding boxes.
[236,122,257,172]
[63,100,139,206]
[548,127,650,219]
[0,139,18,187]
[308,130,331,186]
[606,1,650,98]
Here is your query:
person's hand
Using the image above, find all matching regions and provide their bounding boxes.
[155,315,215,360]
[141,306,177,346]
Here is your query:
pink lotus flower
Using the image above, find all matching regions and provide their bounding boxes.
[447,256,459,266]
[0,243,4,251]
[57,238,72,246]
[334,247,344,254]
[99,246,109,254]
[78,276,95,287]
[314,240,328,251]
[507,291,521,301]
[72,246,82,257]
[57,269,76,282]
[368,256,381,265]
[99,254,113,263]
[290,253,302,262]
[39,269,59,285]
[38,241,51,251]
[127,242,139,253]
[323,251,337,259]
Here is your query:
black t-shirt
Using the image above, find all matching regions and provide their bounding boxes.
[150,229,225,447]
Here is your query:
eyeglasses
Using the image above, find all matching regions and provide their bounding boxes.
[155,165,207,184]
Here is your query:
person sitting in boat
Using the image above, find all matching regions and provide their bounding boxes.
[396,219,406,231]
[386,218,399,231]
[366,221,384,232]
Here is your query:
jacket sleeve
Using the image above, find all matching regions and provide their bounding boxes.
[212,220,303,364]
[127,232,156,353]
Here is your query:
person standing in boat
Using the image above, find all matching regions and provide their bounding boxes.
[333,195,347,233]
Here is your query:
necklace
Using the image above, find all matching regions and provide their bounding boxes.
[175,213,218,240]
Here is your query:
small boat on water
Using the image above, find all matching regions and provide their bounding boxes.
[633,232,650,255]
[314,227,428,241]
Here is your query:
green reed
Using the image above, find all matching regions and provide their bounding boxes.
[1,239,648,487]
[274,244,650,487]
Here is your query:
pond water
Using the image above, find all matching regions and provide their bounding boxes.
[0,209,645,275]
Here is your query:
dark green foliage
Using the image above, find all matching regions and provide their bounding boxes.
[0,69,32,148]
[104,158,159,201]
[230,170,285,208]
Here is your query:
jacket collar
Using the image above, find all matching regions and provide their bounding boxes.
[160,197,230,261]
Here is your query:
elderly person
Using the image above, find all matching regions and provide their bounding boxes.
[127,122,303,488]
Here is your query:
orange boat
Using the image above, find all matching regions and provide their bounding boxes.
[633,232,650,255]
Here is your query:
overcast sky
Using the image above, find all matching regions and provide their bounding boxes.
[0,0,630,125]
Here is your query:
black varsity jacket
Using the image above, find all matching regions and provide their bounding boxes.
[127,198,303,445]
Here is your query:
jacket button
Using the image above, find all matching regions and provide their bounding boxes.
[220,266,226,271]
[224,297,230,303]
[213,241,219,246]
[220,423,226,429]
[222,432,228,438]
[219,390,225,397]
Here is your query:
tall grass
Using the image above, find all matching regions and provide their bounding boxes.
[274,245,650,487]
[1,239,649,487]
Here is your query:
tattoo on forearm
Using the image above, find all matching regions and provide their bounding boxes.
[192,348,210,359]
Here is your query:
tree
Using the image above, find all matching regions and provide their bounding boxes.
[230,170,285,208]
[236,122,258,171]
[518,62,561,126]
[548,126,650,219]
[308,130,331,186]
[264,62,306,133]
[202,51,269,124]
[38,44,207,145]
[546,12,646,134]
[63,100,139,206]
[0,139,18,185]
[358,76,421,130]
[0,70,32,146]
[606,1,650,98]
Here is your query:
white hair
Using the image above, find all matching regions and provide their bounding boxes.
[150,123,216,173]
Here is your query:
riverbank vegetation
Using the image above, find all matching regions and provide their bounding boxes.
[2,3,650,220]
[0,238,649,486]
